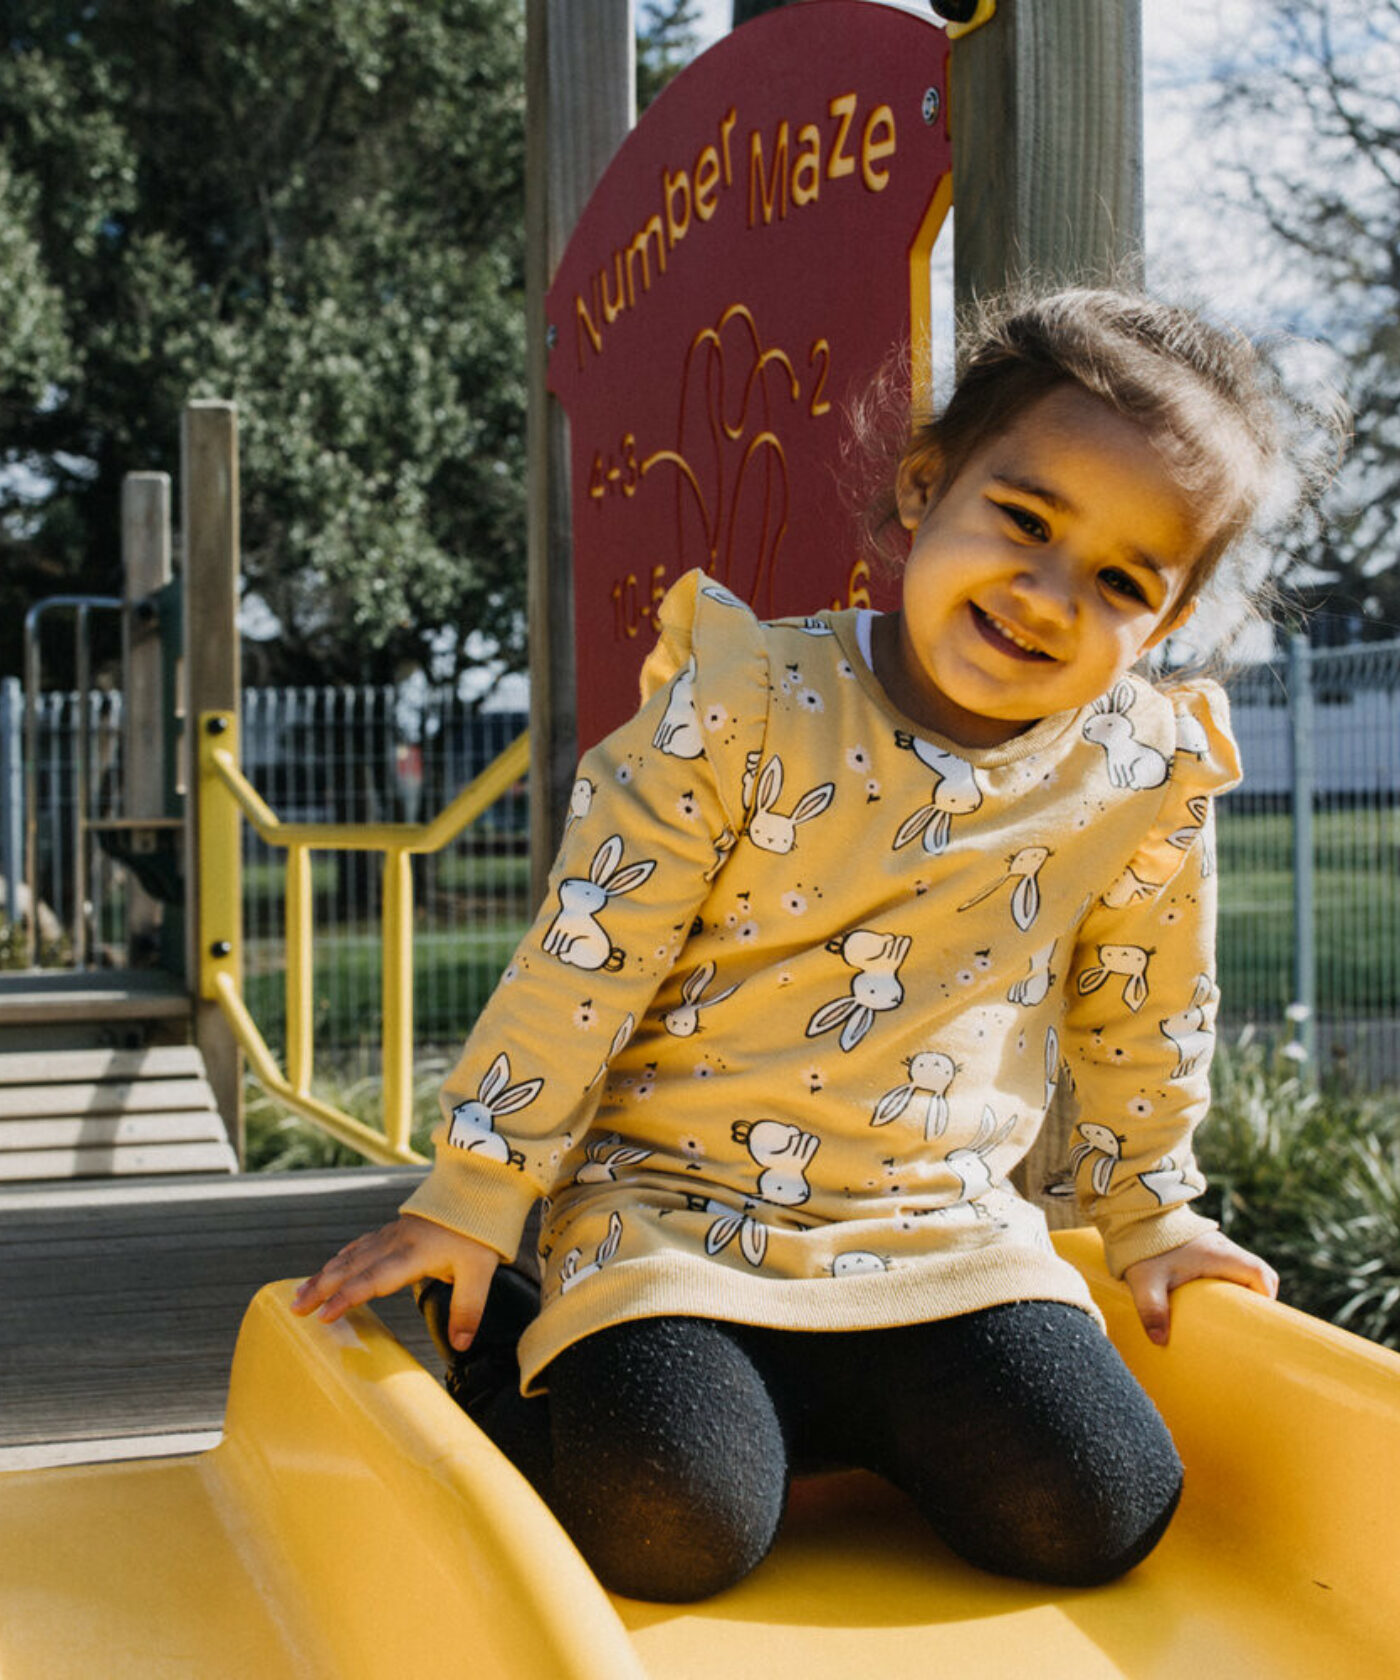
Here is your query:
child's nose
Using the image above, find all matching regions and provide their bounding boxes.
[1010,557,1078,628]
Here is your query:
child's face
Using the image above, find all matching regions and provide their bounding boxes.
[880,385,1202,748]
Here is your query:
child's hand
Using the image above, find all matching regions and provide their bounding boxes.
[1123,1231,1279,1347]
[291,1214,499,1351]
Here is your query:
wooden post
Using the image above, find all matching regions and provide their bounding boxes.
[951,0,1144,1221]
[182,402,244,1160]
[950,0,1144,303]
[122,473,172,967]
[526,0,634,911]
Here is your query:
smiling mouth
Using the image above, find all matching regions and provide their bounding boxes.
[971,604,1056,662]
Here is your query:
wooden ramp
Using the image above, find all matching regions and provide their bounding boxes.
[0,1167,435,1452]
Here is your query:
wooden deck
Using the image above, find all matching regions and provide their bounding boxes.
[0,1167,440,1452]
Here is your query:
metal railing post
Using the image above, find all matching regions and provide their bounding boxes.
[1288,631,1317,1067]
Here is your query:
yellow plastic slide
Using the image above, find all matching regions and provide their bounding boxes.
[2,1230,1396,1679]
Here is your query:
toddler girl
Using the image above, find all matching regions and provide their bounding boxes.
[296,288,1301,1603]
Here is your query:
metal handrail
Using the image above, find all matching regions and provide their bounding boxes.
[196,710,530,1163]
[22,595,124,967]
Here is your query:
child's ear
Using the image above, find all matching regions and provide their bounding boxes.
[896,455,938,530]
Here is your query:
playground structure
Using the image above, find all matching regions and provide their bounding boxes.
[4,4,1400,1675]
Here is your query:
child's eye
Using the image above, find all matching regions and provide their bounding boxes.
[997,503,1048,540]
[1100,567,1148,605]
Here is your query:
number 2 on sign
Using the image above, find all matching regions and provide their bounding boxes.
[611,564,669,640]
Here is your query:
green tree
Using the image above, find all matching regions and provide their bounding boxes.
[1207,0,1400,638]
[0,0,527,687]
[637,1,702,110]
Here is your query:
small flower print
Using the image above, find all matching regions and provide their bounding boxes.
[694,1062,716,1079]
[677,791,700,820]
[956,968,975,986]
[680,1135,706,1165]
[736,919,759,943]
[634,1080,655,1100]
[973,950,992,972]
[865,778,881,800]
[616,763,633,784]
[781,891,807,916]
[704,703,728,731]
[837,658,855,679]
[1160,907,1181,926]
[502,962,519,983]
[846,746,871,773]
[1128,1096,1153,1119]
[777,969,794,987]
[796,687,824,713]
[573,1000,596,1031]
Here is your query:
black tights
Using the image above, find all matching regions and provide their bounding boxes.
[472,1302,1183,1603]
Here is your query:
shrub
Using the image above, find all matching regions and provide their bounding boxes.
[1197,1029,1400,1349]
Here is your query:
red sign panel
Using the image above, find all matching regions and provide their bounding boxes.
[547,1,952,747]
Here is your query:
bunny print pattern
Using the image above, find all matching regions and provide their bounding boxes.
[406,571,1243,1395]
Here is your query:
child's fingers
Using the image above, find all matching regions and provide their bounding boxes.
[448,1258,497,1353]
[291,1220,427,1323]
[1125,1263,1173,1348]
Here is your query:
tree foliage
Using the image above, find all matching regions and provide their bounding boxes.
[1208,0,1400,638]
[0,0,527,687]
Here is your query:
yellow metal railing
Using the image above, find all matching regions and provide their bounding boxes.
[197,710,531,1164]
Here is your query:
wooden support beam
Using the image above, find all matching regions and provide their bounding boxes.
[525,0,635,911]
[950,0,1144,305]
[121,473,172,967]
[951,0,1144,1223]
[181,402,244,1161]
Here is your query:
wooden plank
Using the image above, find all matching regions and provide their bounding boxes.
[0,1112,228,1152]
[0,1141,237,1181]
[0,1078,216,1120]
[525,0,634,909]
[181,400,244,1159]
[0,1168,438,1445]
[122,471,174,961]
[0,970,191,1024]
[0,1045,205,1085]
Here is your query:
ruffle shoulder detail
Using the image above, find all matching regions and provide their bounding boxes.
[1103,676,1242,903]
[638,569,772,836]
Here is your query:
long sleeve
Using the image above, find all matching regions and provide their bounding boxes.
[401,573,770,1259]
[1060,680,1242,1276]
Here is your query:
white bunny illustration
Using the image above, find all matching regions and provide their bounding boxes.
[663,960,740,1036]
[957,845,1051,932]
[1173,706,1211,759]
[831,1249,888,1275]
[558,1211,624,1293]
[731,1118,820,1206]
[542,834,657,972]
[806,929,912,1052]
[1160,973,1216,1078]
[745,755,835,854]
[586,1011,636,1092]
[1101,862,1158,909]
[446,1052,543,1162]
[1076,942,1152,1012]
[1082,682,1170,790]
[564,777,595,833]
[1168,796,1217,878]
[1139,1155,1206,1206]
[575,1131,654,1184]
[703,1198,769,1267]
[1067,1120,1124,1197]
[1007,939,1057,1007]
[946,1106,1018,1200]
[892,731,985,855]
[652,655,703,758]
[871,1049,957,1140]
[1044,1025,1061,1108]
